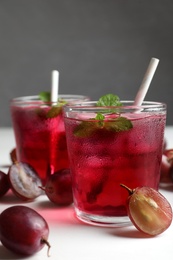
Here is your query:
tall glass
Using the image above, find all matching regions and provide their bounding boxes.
[63,101,166,226]
[10,95,89,185]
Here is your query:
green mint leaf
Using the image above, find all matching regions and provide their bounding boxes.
[39,92,67,104]
[95,113,105,120]
[104,117,133,132]
[73,94,133,138]
[46,106,62,118]
[96,94,122,107]
[58,99,67,106]
[95,113,104,127]
[38,93,67,118]
[35,106,62,119]
[46,100,67,118]
[73,121,97,138]
[74,116,133,138]
[39,91,51,102]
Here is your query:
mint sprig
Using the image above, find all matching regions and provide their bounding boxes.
[96,93,122,116]
[39,92,51,102]
[73,121,98,138]
[104,117,133,132]
[73,94,133,137]
[38,91,67,118]
[46,106,62,118]
[96,93,122,107]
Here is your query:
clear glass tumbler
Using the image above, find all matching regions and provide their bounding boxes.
[10,94,90,185]
[63,100,166,226]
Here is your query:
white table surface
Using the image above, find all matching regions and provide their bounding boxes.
[0,126,173,260]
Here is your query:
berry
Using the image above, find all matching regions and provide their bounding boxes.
[0,205,50,255]
[8,162,43,201]
[0,170,10,197]
[160,149,173,184]
[121,184,172,236]
[41,168,73,205]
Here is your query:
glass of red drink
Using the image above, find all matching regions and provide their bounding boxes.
[63,100,166,226]
[10,94,89,185]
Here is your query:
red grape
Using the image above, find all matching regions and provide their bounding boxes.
[160,149,173,184]
[0,205,50,255]
[8,162,43,201]
[121,184,172,236]
[0,170,10,197]
[42,168,73,205]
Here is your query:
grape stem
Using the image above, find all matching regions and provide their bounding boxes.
[39,186,45,191]
[41,237,51,257]
[167,151,173,164]
[120,183,134,195]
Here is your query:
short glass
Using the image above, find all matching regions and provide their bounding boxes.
[63,101,166,226]
[10,94,89,185]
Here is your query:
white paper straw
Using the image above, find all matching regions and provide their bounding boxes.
[133,58,159,106]
[51,70,59,103]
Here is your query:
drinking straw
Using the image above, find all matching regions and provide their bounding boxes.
[133,58,159,106]
[51,70,59,103]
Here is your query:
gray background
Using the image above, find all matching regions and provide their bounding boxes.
[1,0,173,126]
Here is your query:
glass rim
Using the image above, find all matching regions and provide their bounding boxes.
[63,100,167,111]
[10,94,90,105]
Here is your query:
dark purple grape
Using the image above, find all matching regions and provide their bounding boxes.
[0,170,10,197]
[42,168,73,205]
[0,205,50,255]
[160,149,173,184]
[8,162,43,201]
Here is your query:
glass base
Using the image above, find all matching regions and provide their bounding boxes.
[75,208,132,227]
